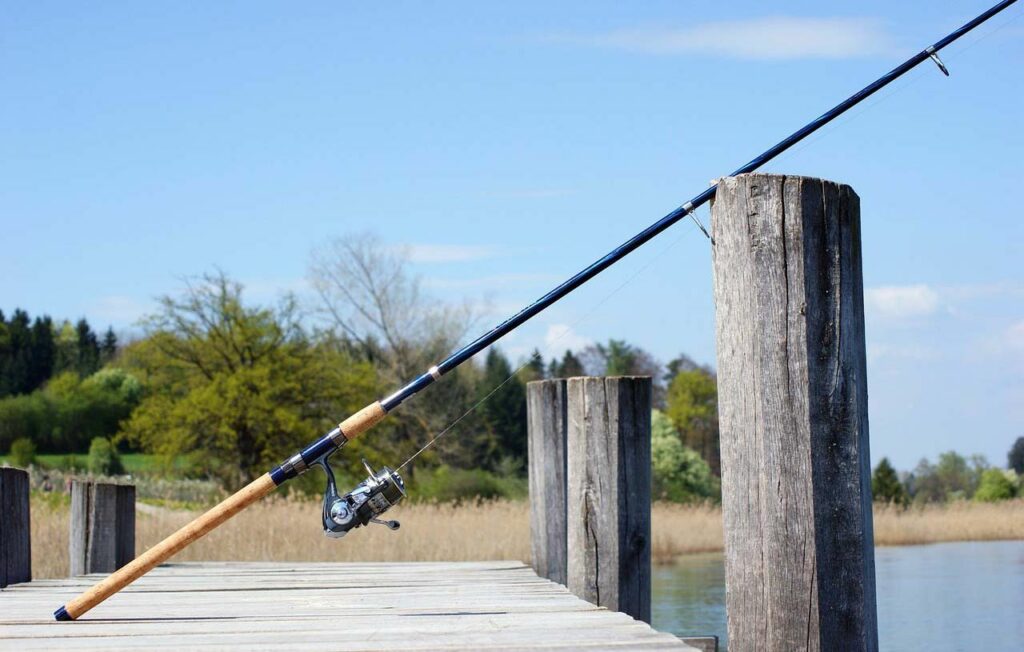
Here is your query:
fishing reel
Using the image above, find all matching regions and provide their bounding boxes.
[318,453,406,539]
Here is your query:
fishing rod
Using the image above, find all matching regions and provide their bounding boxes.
[55,0,1017,621]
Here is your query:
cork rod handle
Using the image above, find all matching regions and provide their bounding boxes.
[55,473,278,620]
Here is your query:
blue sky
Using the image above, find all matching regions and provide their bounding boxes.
[2,1,1022,470]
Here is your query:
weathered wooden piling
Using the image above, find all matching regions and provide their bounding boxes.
[0,467,31,587]
[566,376,652,624]
[70,481,136,576]
[527,378,569,585]
[711,173,878,650]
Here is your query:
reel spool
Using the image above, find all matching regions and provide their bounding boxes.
[318,454,406,539]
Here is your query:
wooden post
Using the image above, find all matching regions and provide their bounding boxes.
[70,481,135,576]
[711,173,878,651]
[0,467,31,587]
[566,376,652,623]
[527,378,569,585]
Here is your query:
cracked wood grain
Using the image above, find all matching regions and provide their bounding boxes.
[712,174,877,651]
[527,379,569,586]
[566,376,652,624]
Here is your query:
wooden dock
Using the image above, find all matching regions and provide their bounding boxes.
[0,561,697,650]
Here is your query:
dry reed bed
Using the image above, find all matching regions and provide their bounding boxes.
[28,498,1024,579]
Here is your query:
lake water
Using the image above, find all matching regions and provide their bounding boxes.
[652,540,1024,650]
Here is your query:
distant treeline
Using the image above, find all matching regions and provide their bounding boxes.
[0,310,116,397]
[872,440,1024,506]
[5,236,1021,508]
[0,235,723,501]
[0,311,136,454]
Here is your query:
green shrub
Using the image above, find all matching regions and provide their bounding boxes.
[87,437,124,476]
[973,468,1017,502]
[651,410,720,503]
[53,454,88,472]
[8,437,36,468]
[410,465,527,503]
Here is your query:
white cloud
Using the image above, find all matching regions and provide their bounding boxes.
[544,323,592,353]
[400,244,497,264]
[865,284,940,320]
[89,295,151,325]
[548,17,897,60]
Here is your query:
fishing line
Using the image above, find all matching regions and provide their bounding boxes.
[398,5,1024,473]
[397,210,707,471]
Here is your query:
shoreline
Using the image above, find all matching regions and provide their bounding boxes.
[26,496,1024,578]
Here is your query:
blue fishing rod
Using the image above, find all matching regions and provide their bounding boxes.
[56,0,1017,621]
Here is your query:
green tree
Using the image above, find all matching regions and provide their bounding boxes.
[75,319,101,377]
[651,410,719,503]
[9,437,36,467]
[871,457,908,505]
[665,368,720,475]
[53,320,78,375]
[548,350,584,378]
[100,327,118,363]
[911,451,987,503]
[28,316,56,391]
[475,348,527,472]
[87,437,123,475]
[517,349,546,384]
[122,272,380,488]
[0,310,32,396]
[973,468,1017,502]
[1009,437,1024,475]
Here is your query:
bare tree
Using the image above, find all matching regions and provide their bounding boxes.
[308,234,482,467]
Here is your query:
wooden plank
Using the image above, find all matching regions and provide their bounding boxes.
[0,562,695,650]
[0,467,31,587]
[70,482,136,576]
[711,173,878,651]
[527,378,568,585]
[566,377,652,624]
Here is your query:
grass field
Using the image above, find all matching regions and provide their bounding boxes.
[27,497,1024,579]
[0,453,185,474]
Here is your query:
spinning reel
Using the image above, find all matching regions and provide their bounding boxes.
[317,452,406,539]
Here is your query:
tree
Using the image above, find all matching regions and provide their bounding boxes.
[75,319,101,376]
[309,234,483,470]
[665,368,720,475]
[101,327,118,363]
[122,272,380,488]
[87,437,123,476]
[548,350,584,378]
[28,316,55,390]
[0,368,142,454]
[53,320,78,375]
[517,349,546,384]
[8,437,36,468]
[871,458,908,505]
[1009,437,1024,475]
[475,348,527,472]
[910,451,988,503]
[579,339,666,406]
[651,410,719,502]
[973,468,1017,502]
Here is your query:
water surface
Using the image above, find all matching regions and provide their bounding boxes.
[652,540,1024,651]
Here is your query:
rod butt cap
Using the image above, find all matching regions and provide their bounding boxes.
[54,606,73,621]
